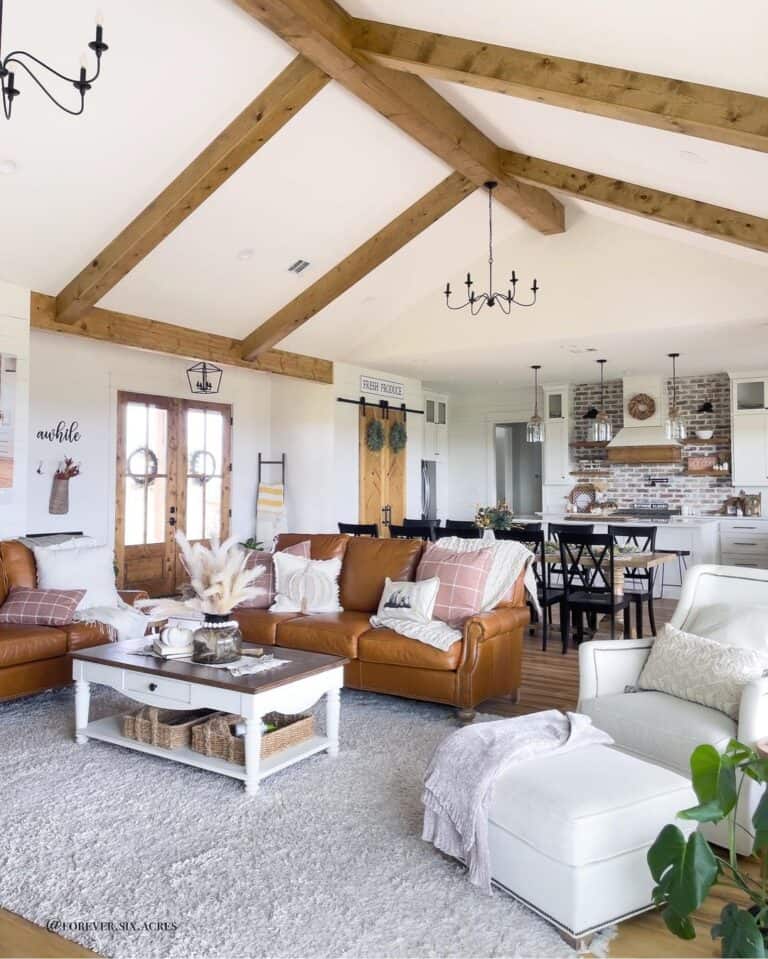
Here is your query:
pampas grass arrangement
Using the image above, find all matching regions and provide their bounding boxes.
[138,531,265,620]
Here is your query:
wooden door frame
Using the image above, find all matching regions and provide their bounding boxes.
[116,391,233,593]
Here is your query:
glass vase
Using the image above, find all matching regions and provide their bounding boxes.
[192,614,242,665]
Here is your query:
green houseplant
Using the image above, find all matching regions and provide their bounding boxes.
[475,502,514,531]
[649,739,768,956]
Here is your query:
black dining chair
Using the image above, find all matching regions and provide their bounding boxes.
[547,522,595,589]
[496,523,543,535]
[434,526,482,540]
[500,528,567,653]
[403,517,441,532]
[608,524,657,637]
[338,522,379,537]
[389,522,435,541]
[559,531,635,643]
[445,519,477,531]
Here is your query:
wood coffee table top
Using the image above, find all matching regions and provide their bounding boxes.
[70,643,349,695]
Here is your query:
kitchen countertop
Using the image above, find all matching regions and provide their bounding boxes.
[513,513,723,527]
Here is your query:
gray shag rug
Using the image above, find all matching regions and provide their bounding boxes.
[0,686,580,959]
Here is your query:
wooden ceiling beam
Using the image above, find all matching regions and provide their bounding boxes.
[55,55,330,325]
[31,293,333,384]
[351,20,768,153]
[230,0,564,235]
[241,171,475,358]
[500,152,768,253]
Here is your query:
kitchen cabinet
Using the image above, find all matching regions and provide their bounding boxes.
[543,385,570,485]
[720,518,768,570]
[731,373,768,486]
[423,391,448,459]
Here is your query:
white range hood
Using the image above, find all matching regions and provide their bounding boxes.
[606,375,681,463]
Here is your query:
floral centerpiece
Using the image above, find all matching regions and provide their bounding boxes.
[475,502,515,531]
[140,531,264,664]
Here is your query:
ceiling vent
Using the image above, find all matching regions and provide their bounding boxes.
[288,259,310,274]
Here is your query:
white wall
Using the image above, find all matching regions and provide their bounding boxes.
[269,362,424,534]
[28,331,270,545]
[0,282,30,538]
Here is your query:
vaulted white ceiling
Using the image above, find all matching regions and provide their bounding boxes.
[1,0,767,387]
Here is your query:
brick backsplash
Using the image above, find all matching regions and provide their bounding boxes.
[569,373,737,513]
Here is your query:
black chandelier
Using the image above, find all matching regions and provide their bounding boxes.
[444,181,539,315]
[0,0,108,120]
[187,361,223,395]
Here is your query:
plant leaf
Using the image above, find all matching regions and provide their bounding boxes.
[661,906,696,940]
[690,744,737,818]
[753,790,768,854]
[714,903,766,958]
[679,799,729,823]
[647,826,719,920]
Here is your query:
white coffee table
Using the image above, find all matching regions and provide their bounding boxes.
[70,642,347,795]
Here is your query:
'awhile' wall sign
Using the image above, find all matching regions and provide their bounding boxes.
[36,420,82,443]
[360,375,405,401]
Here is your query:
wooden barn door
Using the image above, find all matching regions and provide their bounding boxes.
[358,405,406,534]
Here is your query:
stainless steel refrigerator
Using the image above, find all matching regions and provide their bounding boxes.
[421,460,437,520]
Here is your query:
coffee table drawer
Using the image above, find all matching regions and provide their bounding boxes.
[125,672,192,704]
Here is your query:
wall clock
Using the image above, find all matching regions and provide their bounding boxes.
[628,393,656,421]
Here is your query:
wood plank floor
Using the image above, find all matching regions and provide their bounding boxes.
[0,597,743,958]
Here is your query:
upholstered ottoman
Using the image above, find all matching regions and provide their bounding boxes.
[488,743,697,941]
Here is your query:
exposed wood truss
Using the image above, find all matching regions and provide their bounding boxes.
[500,152,768,254]
[230,0,565,235]
[241,172,475,358]
[351,20,768,153]
[55,55,330,325]
[31,293,333,384]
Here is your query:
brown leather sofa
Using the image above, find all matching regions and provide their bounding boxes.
[0,540,146,702]
[235,533,529,721]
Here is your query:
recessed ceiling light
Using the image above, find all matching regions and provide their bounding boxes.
[236,248,254,261]
[0,159,18,176]
[288,259,310,274]
[679,150,706,165]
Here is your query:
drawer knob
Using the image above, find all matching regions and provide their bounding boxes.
[149,682,158,692]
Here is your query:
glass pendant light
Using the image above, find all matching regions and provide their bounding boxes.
[666,352,687,440]
[590,359,613,442]
[526,365,544,443]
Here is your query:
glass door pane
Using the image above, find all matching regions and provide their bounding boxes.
[123,401,169,546]
[185,407,226,541]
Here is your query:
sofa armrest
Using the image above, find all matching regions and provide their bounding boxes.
[463,606,530,644]
[119,589,149,607]
[578,639,653,706]
[738,677,768,747]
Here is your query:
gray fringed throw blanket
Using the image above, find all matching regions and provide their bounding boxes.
[422,710,613,893]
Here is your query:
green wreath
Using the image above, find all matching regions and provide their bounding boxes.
[389,420,407,453]
[366,418,385,452]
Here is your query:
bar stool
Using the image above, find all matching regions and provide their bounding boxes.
[657,549,691,597]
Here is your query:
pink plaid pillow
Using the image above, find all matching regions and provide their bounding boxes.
[238,541,311,608]
[0,586,86,626]
[416,545,495,628]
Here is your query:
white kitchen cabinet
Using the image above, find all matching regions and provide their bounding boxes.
[543,385,570,485]
[731,373,768,486]
[423,391,448,460]
[720,518,768,570]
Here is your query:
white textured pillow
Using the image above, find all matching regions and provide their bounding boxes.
[638,623,768,719]
[376,577,440,625]
[682,603,768,651]
[34,544,120,610]
[270,551,342,614]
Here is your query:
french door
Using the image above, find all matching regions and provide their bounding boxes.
[115,392,232,596]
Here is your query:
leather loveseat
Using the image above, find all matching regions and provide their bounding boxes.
[234,533,529,721]
[0,540,146,702]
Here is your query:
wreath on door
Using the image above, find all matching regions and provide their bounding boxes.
[389,420,407,453]
[366,418,385,452]
[126,447,159,486]
[189,450,217,484]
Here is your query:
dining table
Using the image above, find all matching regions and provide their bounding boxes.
[542,549,678,639]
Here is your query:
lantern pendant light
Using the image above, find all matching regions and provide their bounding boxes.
[590,359,613,442]
[526,365,544,443]
[666,352,687,441]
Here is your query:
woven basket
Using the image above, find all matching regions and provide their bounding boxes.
[191,711,314,765]
[122,707,217,750]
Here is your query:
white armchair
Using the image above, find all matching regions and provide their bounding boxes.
[579,564,768,854]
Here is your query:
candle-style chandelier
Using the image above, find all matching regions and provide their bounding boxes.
[444,181,539,315]
[0,1,108,119]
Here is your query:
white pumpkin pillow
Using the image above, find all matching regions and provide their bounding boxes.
[271,551,343,614]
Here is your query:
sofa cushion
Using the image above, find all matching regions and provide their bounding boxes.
[0,541,36,593]
[64,621,114,652]
[276,611,371,658]
[417,544,495,627]
[340,537,424,612]
[240,541,311,609]
[580,691,736,778]
[275,534,349,562]
[233,610,302,646]
[0,626,68,667]
[489,744,696,867]
[358,629,462,670]
[0,587,86,627]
